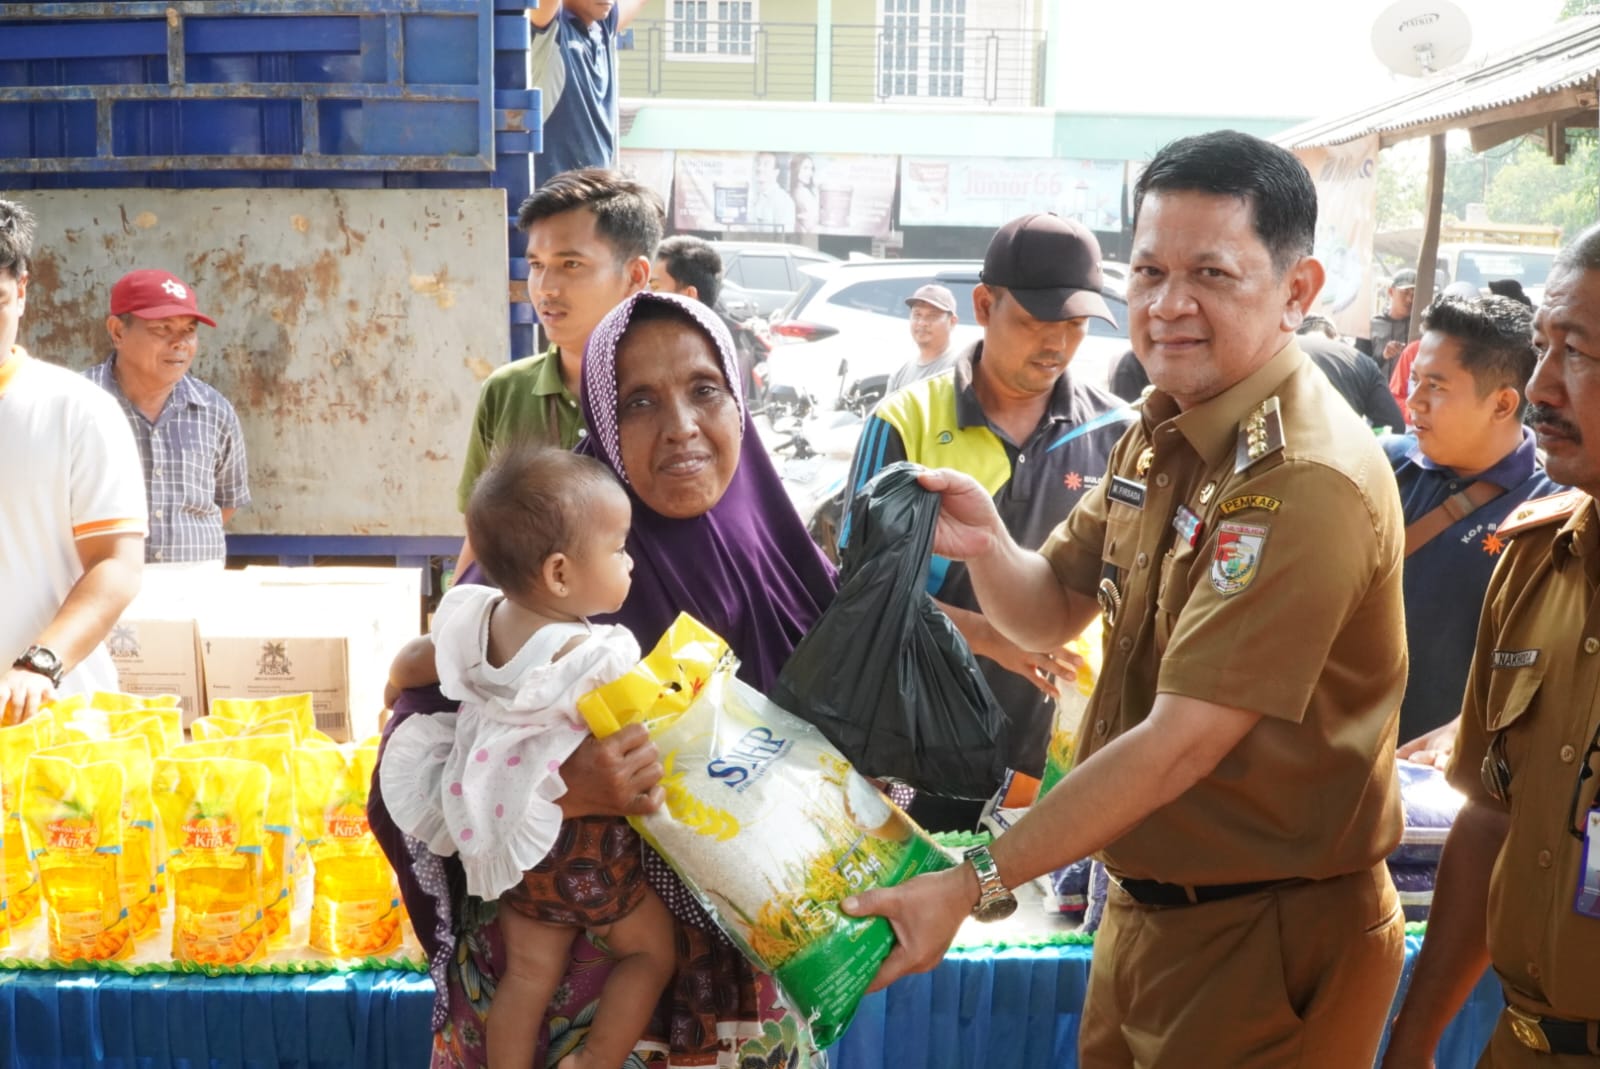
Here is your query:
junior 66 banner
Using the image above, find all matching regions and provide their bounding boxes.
[673,151,897,237]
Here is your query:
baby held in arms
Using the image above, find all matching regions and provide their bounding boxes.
[382,443,673,1069]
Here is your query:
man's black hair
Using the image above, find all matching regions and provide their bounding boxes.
[1133,130,1317,274]
[656,235,723,308]
[516,168,665,265]
[0,199,35,280]
[1421,294,1537,401]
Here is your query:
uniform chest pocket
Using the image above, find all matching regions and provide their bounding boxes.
[1104,507,1142,575]
[1485,664,1545,734]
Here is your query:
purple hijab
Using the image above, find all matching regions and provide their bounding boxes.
[579,290,836,691]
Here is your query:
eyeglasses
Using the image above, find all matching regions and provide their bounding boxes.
[1567,720,1600,841]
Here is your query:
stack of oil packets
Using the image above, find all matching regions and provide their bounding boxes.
[0,692,419,972]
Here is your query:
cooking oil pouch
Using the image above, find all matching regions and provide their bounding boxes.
[578,613,954,1048]
[294,737,400,957]
[108,708,182,755]
[89,691,181,714]
[152,756,269,966]
[21,754,132,963]
[1037,616,1104,798]
[180,735,296,948]
[0,719,43,928]
[36,738,161,942]
[211,694,314,742]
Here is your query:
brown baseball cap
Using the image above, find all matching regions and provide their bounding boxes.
[905,283,957,316]
[980,212,1114,326]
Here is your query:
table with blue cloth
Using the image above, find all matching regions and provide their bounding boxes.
[0,937,1504,1069]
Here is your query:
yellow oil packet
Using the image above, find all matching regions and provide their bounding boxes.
[36,738,161,942]
[152,756,269,966]
[294,737,400,957]
[179,734,296,948]
[89,691,181,714]
[211,694,314,742]
[190,716,248,741]
[0,719,43,928]
[108,708,182,756]
[1037,617,1104,798]
[21,753,132,963]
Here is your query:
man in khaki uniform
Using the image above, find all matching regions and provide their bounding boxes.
[844,130,1408,1068]
[1384,224,1600,1068]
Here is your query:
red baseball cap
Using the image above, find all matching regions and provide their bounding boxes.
[109,269,216,327]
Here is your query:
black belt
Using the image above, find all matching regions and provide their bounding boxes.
[1506,1005,1600,1056]
[1116,876,1293,907]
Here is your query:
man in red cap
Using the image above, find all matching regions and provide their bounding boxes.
[84,268,249,567]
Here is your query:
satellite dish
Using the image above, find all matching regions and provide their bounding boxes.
[1371,0,1472,77]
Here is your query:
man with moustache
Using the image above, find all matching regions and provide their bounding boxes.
[1384,222,1600,1067]
[886,284,960,395]
[840,212,1133,829]
[845,131,1408,1067]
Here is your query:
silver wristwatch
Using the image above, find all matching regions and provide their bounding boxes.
[964,844,1018,922]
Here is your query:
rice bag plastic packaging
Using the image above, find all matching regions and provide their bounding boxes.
[181,734,297,947]
[0,719,43,928]
[152,755,269,965]
[294,737,400,957]
[1037,617,1104,798]
[579,613,954,1048]
[34,738,161,942]
[20,753,133,962]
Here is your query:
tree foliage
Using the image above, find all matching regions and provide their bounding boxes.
[1376,134,1599,239]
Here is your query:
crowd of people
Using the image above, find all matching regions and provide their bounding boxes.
[4,99,1600,1069]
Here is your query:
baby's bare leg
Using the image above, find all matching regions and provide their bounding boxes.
[489,905,580,1069]
[558,888,677,1069]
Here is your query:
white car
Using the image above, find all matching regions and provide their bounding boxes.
[762,259,1130,412]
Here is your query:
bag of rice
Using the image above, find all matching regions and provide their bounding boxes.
[579,613,953,1048]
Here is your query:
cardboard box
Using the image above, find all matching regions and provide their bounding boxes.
[105,617,206,727]
[200,635,352,739]
[198,567,422,742]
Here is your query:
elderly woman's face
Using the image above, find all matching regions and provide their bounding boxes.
[615,317,742,519]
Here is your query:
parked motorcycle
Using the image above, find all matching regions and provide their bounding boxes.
[715,282,770,404]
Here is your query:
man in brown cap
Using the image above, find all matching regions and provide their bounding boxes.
[845,130,1408,1067]
[840,211,1134,831]
[886,283,959,395]
[1383,221,1600,1068]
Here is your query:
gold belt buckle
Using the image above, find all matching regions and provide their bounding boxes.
[1506,1005,1552,1053]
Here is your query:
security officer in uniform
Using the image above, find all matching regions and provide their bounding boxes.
[1385,223,1600,1068]
[843,130,1408,1069]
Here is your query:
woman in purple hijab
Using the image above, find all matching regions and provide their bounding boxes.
[371,290,836,1069]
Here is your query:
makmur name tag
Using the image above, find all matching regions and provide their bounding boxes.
[1108,476,1147,511]
[1491,649,1540,670]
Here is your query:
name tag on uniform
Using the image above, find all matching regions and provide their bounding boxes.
[1108,476,1146,511]
[1492,649,1540,669]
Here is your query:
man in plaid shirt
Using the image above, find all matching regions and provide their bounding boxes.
[84,269,249,566]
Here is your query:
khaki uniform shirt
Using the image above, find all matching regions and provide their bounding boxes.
[1448,491,1600,1020]
[1041,341,1406,885]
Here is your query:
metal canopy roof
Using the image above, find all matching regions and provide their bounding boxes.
[1275,14,1600,152]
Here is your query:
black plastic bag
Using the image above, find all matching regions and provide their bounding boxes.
[772,462,1009,799]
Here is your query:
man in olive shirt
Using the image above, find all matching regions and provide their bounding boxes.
[1385,223,1600,1068]
[455,169,661,568]
[846,131,1407,1068]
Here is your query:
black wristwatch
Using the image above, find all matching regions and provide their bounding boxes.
[13,645,63,688]
[964,844,1019,922]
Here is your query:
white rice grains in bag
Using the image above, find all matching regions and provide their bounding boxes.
[579,613,952,1048]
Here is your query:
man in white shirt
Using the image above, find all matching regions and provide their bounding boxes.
[886,284,960,396]
[0,199,146,723]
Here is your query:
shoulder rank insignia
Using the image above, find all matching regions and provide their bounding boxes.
[1497,489,1589,539]
[1234,397,1285,475]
